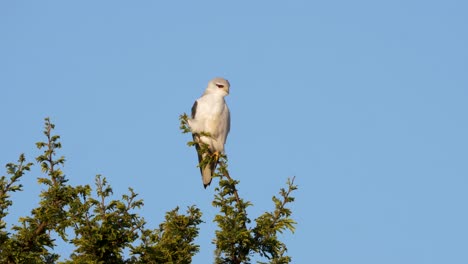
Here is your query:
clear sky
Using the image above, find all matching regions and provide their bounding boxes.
[1,1,467,263]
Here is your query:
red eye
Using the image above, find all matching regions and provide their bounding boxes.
[216,84,224,88]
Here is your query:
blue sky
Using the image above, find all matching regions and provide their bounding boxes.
[1,1,467,263]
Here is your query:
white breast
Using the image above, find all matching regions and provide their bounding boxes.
[195,94,230,152]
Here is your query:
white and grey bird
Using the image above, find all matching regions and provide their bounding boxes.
[188,77,230,188]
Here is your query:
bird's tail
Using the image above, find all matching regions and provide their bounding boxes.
[200,152,219,188]
[201,165,213,189]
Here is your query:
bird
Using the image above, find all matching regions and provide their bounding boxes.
[188,77,230,188]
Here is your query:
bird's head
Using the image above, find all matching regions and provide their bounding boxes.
[205,77,230,96]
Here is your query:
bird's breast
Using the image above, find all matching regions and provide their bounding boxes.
[194,95,229,137]
[197,95,226,118]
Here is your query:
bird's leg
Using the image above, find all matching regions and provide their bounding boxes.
[212,151,220,163]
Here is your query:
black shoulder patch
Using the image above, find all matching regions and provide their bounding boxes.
[191,101,198,118]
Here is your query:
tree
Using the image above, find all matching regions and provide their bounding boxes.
[0,117,297,263]
[180,114,297,264]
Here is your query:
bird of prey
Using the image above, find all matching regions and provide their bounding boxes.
[188,77,230,188]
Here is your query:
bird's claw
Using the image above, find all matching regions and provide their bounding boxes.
[212,151,220,161]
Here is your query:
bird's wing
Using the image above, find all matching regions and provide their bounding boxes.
[225,105,230,142]
[215,103,230,149]
[191,99,215,188]
[191,100,203,168]
[191,100,198,119]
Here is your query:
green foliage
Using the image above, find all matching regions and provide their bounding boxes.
[0,118,75,263]
[131,206,202,264]
[212,160,297,264]
[0,116,297,263]
[0,154,33,244]
[212,159,253,264]
[0,118,202,263]
[253,177,297,264]
[64,175,143,263]
[179,113,191,134]
[0,154,34,263]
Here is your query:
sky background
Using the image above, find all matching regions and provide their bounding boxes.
[1,1,467,263]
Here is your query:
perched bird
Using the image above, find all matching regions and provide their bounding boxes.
[188,77,230,188]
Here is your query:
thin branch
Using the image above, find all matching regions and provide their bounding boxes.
[271,176,296,229]
[218,161,244,216]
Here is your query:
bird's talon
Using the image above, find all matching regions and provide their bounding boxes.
[212,151,220,161]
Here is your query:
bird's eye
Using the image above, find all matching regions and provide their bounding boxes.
[216,84,224,88]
